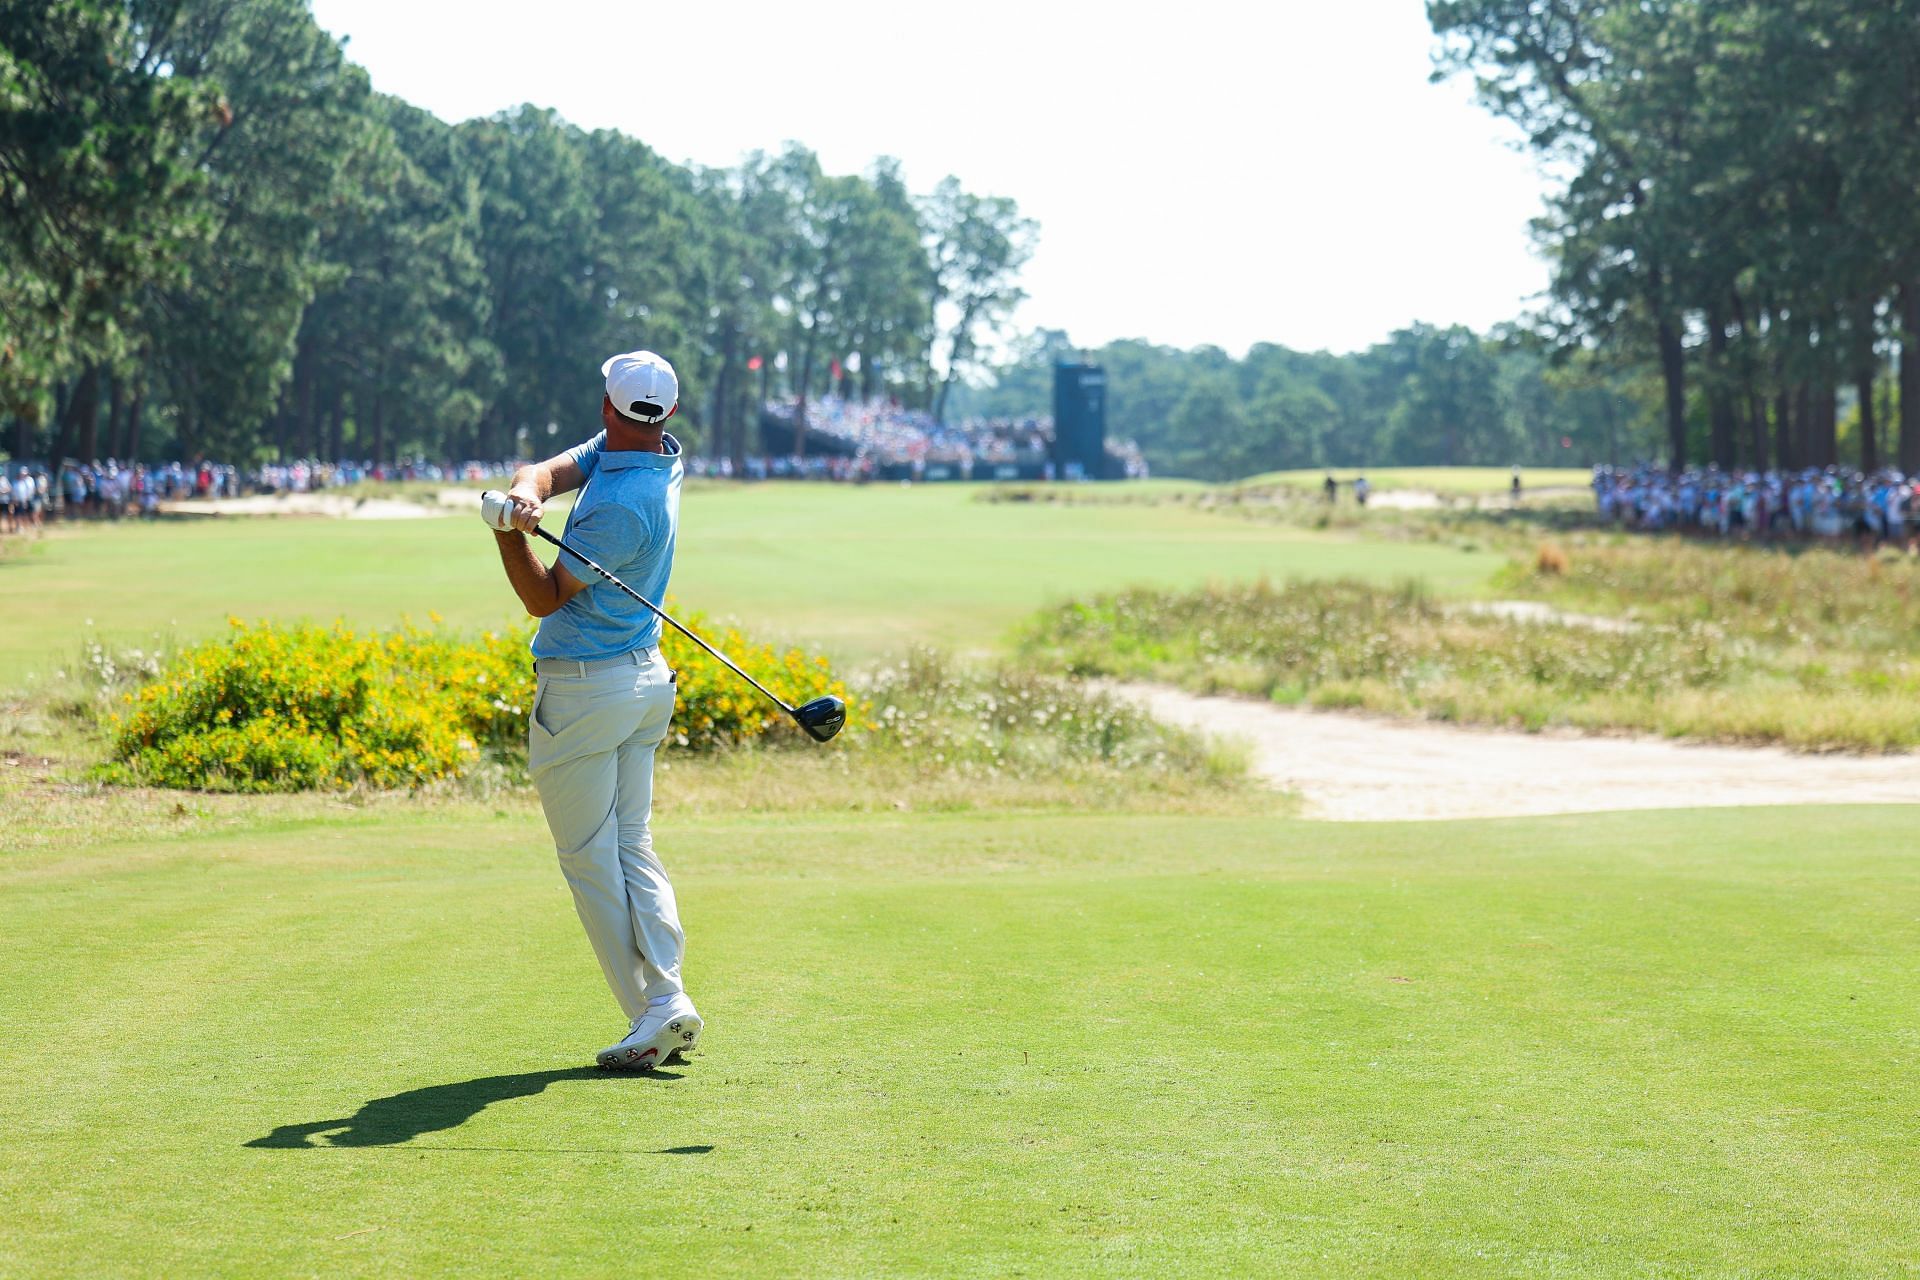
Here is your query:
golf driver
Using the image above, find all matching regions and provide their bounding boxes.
[481,491,846,742]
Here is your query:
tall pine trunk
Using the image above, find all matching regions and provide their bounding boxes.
[1772,389,1792,469]
[1744,393,1767,470]
[1901,284,1920,473]
[1811,317,1841,467]
[75,365,101,464]
[52,365,101,488]
[325,388,344,464]
[1792,382,1813,468]
[294,350,316,460]
[104,375,125,462]
[124,391,144,463]
[1810,380,1838,467]
[1853,299,1880,472]
[794,322,819,460]
[1656,318,1687,472]
[1857,368,1879,472]
[1706,309,1736,468]
[711,324,737,464]
[706,361,730,463]
[176,365,199,461]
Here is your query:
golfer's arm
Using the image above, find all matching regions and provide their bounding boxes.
[509,453,585,505]
[493,531,589,618]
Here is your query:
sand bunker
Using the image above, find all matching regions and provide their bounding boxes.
[1110,682,1920,821]
[158,493,456,519]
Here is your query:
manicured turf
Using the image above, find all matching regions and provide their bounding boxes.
[1241,466,1593,495]
[0,482,1503,685]
[2,802,1915,1276]
[13,477,1913,1275]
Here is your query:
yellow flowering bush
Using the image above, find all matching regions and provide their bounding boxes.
[660,604,860,747]
[102,610,857,792]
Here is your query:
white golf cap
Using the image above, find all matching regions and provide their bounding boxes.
[601,349,678,424]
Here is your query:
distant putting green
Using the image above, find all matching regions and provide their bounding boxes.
[1241,466,1592,495]
[0,482,1504,685]
[3,801,1915,1276]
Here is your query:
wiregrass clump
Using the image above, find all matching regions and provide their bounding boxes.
[1024,579,1730,695]
[859,647,1237,783]
[1497,538,1920,652]
[1018,578,1920,751]
[652,647,1254,817]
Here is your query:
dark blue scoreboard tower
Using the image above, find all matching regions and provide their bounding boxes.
[1051,361,1108,479]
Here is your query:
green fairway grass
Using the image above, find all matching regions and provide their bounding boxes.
[3,801,1916,1277]
[1240,466,1592,495]
[0,483,1502,686]
[14,475,1916,1276]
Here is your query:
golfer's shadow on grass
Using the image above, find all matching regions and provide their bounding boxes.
[245,1066,682,1149]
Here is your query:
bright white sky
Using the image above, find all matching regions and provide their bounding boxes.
[307,0,1551,357]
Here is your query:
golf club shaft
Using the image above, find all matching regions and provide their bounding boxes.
[531,526,798,717]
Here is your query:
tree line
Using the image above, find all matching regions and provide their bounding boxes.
[970,0,1920,481]
[13,1,1915,486]
[1430,0,1920,474]
[962,325,1650,483]
[0,1,1035,477]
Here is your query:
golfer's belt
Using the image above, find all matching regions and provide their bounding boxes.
[533,646,660,677]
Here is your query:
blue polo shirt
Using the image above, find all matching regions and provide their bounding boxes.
[530,431,682,660]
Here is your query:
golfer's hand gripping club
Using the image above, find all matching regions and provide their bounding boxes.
[478,491,847,743]
[479,489,516,532]
[481,488,543,533]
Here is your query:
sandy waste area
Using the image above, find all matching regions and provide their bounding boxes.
[158,489,474,520]
[1110,682,1920,821]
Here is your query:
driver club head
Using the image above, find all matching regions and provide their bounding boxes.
[792,695,847,743]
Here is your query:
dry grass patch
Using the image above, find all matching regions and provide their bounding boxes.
[1020,577,1920,752]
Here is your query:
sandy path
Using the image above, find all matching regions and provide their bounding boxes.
[1458,600,1639,633]
[1365,490,1443,510]
[1363,484,1588,511]
[1110,682,1920,821]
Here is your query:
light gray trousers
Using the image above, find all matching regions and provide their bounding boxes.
[528,650,682,1020]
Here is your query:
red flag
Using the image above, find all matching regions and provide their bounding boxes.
[747,355,763,371]
[830,359,842,380]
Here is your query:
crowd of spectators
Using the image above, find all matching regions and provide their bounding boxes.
[251,459,502,492]
[0,459,235,526]
[745,396,1149,481]
[0,457,515,537]
[685,453,873,481]
[765,395,1050,468]
[0,407,1149,540]
[1593,464,1918,548]
[0,463,48,534]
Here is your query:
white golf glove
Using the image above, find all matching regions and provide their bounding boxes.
[480,490,518,532]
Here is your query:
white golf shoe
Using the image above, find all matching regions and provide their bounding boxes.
[596,994,703,1071]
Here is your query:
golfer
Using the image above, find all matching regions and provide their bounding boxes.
[485,349,700,1070]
